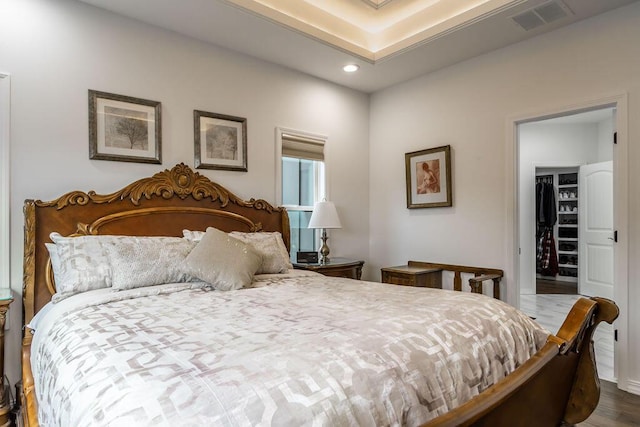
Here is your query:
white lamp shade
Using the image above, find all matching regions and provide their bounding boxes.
[308,201,342,229]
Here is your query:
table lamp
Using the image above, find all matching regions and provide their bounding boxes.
[308,201,342,264]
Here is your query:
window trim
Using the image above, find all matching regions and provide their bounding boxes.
[0,73,10,291]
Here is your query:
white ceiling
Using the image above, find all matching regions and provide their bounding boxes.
[534,107,615,125]
[78,0,638,93]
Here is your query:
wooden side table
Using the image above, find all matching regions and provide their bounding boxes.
[381,265,443,288]
[293,257,364,280]
[0,289,13,427]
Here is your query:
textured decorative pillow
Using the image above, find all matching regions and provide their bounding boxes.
[183,229,292,274]
[102,236,197,291]
[184,227,262,291]
[48,233,113,302]
[229,231,293,274]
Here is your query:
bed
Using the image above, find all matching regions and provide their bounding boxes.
[21,163,618,426]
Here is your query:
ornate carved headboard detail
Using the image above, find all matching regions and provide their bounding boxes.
[23,163,290,323]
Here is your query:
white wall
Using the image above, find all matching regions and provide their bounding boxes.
[0,0,370,387]
[518,122,600,294]
[369,2,640,389]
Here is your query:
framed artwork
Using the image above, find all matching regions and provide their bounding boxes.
[194,110,247,171]
[88,90,161,164]
[405,145,452,208]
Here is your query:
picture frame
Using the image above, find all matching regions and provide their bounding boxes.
[88,90,161,164]
[194,110,247,171]
[405,145,452,208]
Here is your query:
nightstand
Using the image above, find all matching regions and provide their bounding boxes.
[0,289,12,427]
[381,265,443,288]
[293,257,364,280]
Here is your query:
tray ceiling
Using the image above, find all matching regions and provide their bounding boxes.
[77,0,639,92]
[224,0,523,61]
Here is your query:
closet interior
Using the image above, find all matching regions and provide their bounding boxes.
[536,167,579,293]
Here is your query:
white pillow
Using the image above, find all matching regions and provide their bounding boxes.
[102,236,197,291]
[183,229,292,274]
[48,233,113,302]
[45,242,62,285]
[229,231,292,274]
[48,233,198,300]
[26,301,54,331]
[182,229,205,242]
[183,227,262,291]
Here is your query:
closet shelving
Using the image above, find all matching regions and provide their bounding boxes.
[557,172,578,281]
[536,168,579,283]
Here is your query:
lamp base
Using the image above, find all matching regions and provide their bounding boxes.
[319,229,330,264]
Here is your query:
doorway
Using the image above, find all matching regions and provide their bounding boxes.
[515,103,624,385]
[518,108,615,296]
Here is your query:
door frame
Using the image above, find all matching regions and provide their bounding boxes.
[505,92,629,390]
[0,73,10,295]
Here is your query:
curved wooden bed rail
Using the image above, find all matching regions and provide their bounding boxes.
[425,297,618,427]
[21,338,36,427]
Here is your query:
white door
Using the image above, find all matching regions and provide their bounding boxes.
[579,161,614,299]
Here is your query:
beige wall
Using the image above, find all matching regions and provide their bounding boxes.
[0,0,370,386]
[369,2,640,391]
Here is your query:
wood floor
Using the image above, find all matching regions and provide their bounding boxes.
[578,380,640,426]
[520,294,640,426]
[521,294,614,381]
[536,278,577,294]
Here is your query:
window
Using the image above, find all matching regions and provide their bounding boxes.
[277,129,326,260]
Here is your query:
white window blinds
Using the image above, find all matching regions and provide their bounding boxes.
[281,133,324,161]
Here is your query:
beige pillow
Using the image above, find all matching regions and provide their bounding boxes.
[183,229,292,274]
[184,227,262,291]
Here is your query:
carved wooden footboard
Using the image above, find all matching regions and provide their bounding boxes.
[426,297,618,426]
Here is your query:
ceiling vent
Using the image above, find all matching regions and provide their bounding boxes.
[511,0,572,32]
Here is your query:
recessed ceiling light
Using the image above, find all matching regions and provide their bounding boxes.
[343,64,360,73]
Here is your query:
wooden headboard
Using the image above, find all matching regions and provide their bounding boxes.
[22,163,290,324]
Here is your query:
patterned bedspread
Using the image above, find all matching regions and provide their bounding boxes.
[31,271,548,426]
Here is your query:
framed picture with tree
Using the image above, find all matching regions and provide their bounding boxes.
[194,110,247,171]
[89,90,161,164]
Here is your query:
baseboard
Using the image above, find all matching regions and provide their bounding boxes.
[627,379,640,396]
[520,284,535,295]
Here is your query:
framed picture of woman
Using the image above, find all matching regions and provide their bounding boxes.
[405,145,452,208]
